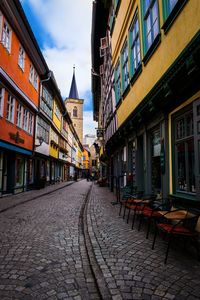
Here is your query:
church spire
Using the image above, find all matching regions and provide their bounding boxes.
[69,65,79,99]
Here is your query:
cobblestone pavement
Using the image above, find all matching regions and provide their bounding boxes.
[0,181,200,300]
[0,180,101,300]
[88,184,200,300]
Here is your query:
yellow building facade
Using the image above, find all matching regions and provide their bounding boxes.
[92,0,200,204]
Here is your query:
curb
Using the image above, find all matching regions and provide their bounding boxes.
[84,183,112,300]
[0,181,75,213]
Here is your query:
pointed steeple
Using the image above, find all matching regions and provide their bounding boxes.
[69,65,79,99]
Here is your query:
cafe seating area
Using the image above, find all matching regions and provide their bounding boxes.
[118,186,200,264]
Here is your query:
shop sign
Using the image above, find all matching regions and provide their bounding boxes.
[97,129,103,138]
[9,131,24,144]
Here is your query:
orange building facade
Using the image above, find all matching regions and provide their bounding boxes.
[0,1,47,194]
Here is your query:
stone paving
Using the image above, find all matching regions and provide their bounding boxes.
[0,180,200,299]
[0,180,100,300]
[88,184,200,300]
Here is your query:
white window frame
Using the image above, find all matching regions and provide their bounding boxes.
[0,87,5,117]
[16,103,23,128]
[2,19,12,53]
[28,112,34,135]
[33,71,38,90]
[6,95,15,123]
[29,64,34,84]
[18,46,25,71]
[23,109,28,131]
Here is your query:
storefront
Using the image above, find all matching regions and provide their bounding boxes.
[0,141,32,195]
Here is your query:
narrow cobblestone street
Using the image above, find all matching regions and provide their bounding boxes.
[0,181,200,300]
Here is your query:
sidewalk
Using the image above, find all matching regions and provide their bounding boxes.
[0,180,75,213]
[88,183,200,300]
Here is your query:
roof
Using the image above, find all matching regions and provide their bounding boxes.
[69,67,79,99]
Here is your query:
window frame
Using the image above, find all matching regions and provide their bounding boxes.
[114,60,121,105]
[16,103,23,128]
[129,10,141,80]
[141,0,160,56]
[172,105,196,198]
[0,87,5,117]
[2,18,12,53]
[162,0,188,33]
[18,46,25,71]
[6,94,15,123]
[121,40,129,94]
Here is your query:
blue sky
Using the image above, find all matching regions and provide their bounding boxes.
[21,0,97,135]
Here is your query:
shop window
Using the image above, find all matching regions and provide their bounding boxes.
[129,11,141,79]
[0,87,5,117]
[142,0,160,54]
[114,60,121,105]
[6,94,15,123]
[15,156,24,187]
[173,107,196,194]
[121,41,129,93]
[151,129,161,193]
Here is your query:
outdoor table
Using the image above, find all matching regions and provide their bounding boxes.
[157,210,188,220]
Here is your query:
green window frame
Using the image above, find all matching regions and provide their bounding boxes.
[121,40,129,93]
[129,11,141,79]
[162,0,188,33]
[114,60,121,105]
[141,0,160,55]
[163,0,178,20]
[114,0,121,14]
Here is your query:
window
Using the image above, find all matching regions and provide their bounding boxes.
[73,106,78,117]
[16,103,23,128]
[121,41,129,92]
[15,156,24,187]
[37,117,50,144]
[41,86,53,118]
[173,107,195,194]
[162,0,188,32]
[0,87,4,117]
[29,65,34,83]
[18,46,25,70]
[142,0,159,53]
[55,104,61,119]
[28,113,34,135]
[23,109,28,131]
[29,64,38,90]
[33,72,38,90]
[6,95,15,123]
[129,12,141,78]
[2,20,11,52]
[114,61,121,104]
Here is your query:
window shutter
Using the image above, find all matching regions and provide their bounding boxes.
[193,98,200,199]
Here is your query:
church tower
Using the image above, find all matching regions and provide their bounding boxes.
[64,66,84,144]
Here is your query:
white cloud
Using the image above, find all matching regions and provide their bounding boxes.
[26,0,92,99]
[83,111,97,136]
[25,0,96,135]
